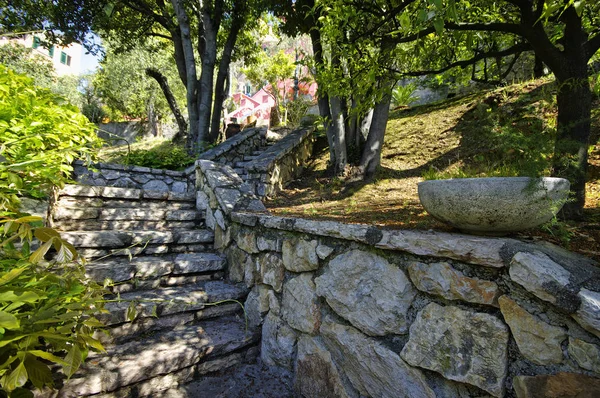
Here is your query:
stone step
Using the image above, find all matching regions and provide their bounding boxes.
[60,184,195,202]
[56,197,196,210]
[99,303,242,345]
[86,252,226,284]
[56,316,259,397]
[77,242,215,260]
[60,229,214,249]
[233,161,251,169]
[54,219,201,231]
[243,155,259,161]
[100,280,248,325]
[53,207,202,222]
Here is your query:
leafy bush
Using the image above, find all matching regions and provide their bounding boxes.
[286,98,316,128]
[392,83,419,107]
[123,143,195,171]
[0,65,101,213]
[0,66,106,397]
[0,216,107,397]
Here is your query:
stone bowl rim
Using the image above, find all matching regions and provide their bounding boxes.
[417,176,568,187]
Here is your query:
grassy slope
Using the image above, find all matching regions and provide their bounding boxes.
[266,77,600,257]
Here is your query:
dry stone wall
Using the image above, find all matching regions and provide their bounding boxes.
[194,159,600,398]
[243,127,315,198]
[199,127,266,165]
[73,160,193,192]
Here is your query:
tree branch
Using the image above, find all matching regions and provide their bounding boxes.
[587,33,600,59]
[391,43,531,77]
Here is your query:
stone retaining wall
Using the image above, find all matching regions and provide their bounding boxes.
[194,159,600,398]
[73,160,193,192]
[199,127,266,165]
[244,127,315,198]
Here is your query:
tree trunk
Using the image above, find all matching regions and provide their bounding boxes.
[552,70,591,220]
[359,108,373,148]
[197,9,218,147]
[171,0,200,154]
[329,96,347,175]
[146,67,187,142]
[360,93,391,177]
[209,3,245,142]
[309,28,336,168]
[533,55,545,78]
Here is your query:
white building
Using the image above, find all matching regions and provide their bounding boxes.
[0,33,82,76]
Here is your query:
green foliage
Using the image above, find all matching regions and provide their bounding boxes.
[286,98,315,128]
[421,84,557,180]
[243,50,296,125]
[592,73,600,99]
[392,84,419,107]
[94,40,185,123]
[122,142,195,171]
[0,66,102,213]
[0,43,55,89]
[0,216,107,396]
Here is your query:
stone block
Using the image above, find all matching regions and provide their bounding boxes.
[400,303,508,397]
[315,250,415,336]
[513,372,600,398]
[568,337,600,373]
[295,335,358,398]
[574,288,600,339]
[236,229,259,254]
[408,261,500,306]
[282,273,320,334]
[321,317,435,398]
[144,180,170,192]
[259,252,285,292]
[261,312,297,370]
[282,238,318,272]
[498,295,566,365]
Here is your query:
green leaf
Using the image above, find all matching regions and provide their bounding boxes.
[4,361,28,391]
[433,18,445,34]
[23,355,53,389]
[29,238,53,264]
[14,216,42,224]
[80,335,105,352]
[63,344,82,378]
[33,227,60,242]
[0,310,20,330]
[0,268,25,286]
[27,350,69,367]
[9,387,34,398]
[55,241,75,263]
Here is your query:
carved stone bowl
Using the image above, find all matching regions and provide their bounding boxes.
[417,177,570,235]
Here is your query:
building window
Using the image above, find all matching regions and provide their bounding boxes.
[262,95,269,103]
[60,51,71,66]
[32,36,41,49]
[48,46,54,57]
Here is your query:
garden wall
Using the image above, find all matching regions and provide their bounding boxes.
[72,160,193,192]
[195,159,600,398]
[244,126,315,198]
[199,127,267,165]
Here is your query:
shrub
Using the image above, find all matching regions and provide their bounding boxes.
[392,83,419,107]
[0,65,101,214]
[0,66,106,396]
[123,143,195,171]
[0,217,107,397]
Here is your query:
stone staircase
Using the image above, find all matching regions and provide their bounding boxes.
[231,144,272,181]
[47,184,258,397]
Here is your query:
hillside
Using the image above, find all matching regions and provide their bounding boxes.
[265,78,600,259]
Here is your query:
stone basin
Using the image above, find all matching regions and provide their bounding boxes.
[418,177,570,235]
